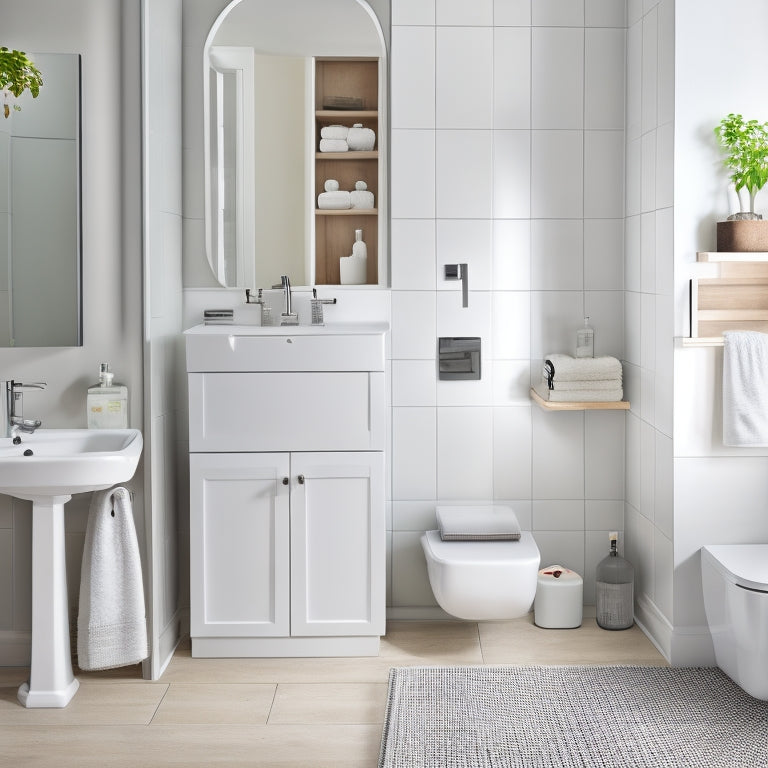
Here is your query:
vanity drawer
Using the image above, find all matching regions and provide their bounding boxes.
[189,371,385,452]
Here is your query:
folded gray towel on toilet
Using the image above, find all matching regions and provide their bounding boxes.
[438,506,521,541]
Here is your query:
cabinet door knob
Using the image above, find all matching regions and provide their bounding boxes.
[297,474,305,484]
[282,477,289,485]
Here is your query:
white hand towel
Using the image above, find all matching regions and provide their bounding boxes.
[317,190,351,209]
[320,124,349,140]
[534,381,623,403]
[77,487,148,671]
[319,138,348,153]
[545,353,622,382]
[723,330,768,446]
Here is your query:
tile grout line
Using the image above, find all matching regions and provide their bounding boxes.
[146,682,171,726]
[265,682,279,726]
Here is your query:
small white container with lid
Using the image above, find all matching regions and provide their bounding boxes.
[534,565,583,629]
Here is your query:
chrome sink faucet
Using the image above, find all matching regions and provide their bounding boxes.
[2,380,46,438]
[273,275,298,326]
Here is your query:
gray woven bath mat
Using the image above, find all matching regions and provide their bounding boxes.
[379,665,768,767]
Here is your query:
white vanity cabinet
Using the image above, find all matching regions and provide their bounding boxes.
[185,323,388,658]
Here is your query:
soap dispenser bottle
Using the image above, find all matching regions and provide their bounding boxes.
[87,363,128,429]
[575,316,594,358]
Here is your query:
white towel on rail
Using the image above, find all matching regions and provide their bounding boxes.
[77,487,148,671]
[723,330,768,446]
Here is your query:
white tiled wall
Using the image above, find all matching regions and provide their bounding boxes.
[389,0,627,612]
[623,0,674,640]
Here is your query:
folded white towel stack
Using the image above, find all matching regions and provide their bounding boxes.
[77,487,148,671]
[537,353,623,402]
[320,124,349,140]
[437,505,521,541]
[319,138,348,153]
[723,330,768,446]
[317,190,351,209]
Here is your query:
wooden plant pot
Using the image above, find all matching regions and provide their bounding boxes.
[717,219,768,252]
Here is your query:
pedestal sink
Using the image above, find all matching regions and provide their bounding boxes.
[0,428,143,707]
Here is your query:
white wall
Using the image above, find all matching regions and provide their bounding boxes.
[667,0,768,664]
[623,0,675,655]
[143,0,184,678]
[0,0,144,665]
[180,0,629,616]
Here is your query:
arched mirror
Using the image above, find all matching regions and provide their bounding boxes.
[204,0,387,290]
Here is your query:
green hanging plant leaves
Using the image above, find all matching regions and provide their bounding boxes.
[715,113,768,211]
[0,46,44,116]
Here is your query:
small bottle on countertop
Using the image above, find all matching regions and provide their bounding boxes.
[575,316,594,358]
[87,363,128,429]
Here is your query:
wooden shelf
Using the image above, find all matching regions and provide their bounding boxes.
[530,388,630,411]
[316,151,378,161]
[316,110,378,120]
[698,251,768,262]
[314,58,380,287]
[316,208,378,216]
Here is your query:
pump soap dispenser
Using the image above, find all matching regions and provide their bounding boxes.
[87,363,128,429]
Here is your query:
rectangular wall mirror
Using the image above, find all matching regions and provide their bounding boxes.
[0,52,82,347]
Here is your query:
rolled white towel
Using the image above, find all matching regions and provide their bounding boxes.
[534,381,622,403]
[317,190,351,209]
[319,138,348,153]
[544,353,622,382]
[350,180,374,209]
[550,378,622,391]
[320,124,349,140]
[347,123,375,151]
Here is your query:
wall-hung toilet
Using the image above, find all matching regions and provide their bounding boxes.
[701,544,768,700]
[421,506,540,621]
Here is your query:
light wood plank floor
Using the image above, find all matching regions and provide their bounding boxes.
[0,617,666,767]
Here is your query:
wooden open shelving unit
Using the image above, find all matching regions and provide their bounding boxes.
[530,388,630,411]
[314,58,379,286]
[687,252,768,345]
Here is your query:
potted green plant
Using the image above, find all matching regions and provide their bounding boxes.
[714,113,768,251]
[0,47,43,119]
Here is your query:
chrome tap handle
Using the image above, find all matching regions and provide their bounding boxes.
[12,381,47,390]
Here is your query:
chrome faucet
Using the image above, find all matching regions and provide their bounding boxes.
[2,380,46,438]
[273,275,298,326]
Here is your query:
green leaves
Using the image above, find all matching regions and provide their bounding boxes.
[715,113,768,210]
[0,47,43,116]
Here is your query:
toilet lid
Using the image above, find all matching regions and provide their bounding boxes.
[423,529,539,566]
[702,544,768,592]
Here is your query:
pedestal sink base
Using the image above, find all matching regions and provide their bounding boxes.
[18,678,80,708]
[18,495,80,708]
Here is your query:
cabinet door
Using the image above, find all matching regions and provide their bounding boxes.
[190,453,290,637]
[290,451,385,636]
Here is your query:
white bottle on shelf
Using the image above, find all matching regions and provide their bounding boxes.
[340,229,367,284]
[575,317,594,358]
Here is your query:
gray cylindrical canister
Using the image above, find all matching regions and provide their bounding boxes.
[595,532,634,630]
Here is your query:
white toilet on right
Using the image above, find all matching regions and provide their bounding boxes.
[701,544,768,700]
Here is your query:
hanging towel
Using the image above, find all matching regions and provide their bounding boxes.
[723,330,768,446]
[77,487,148,671]
[544,353,622,383]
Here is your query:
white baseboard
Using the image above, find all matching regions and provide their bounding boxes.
[0,631,32,667]
[386,606,453,621]
[634,594,715,666]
